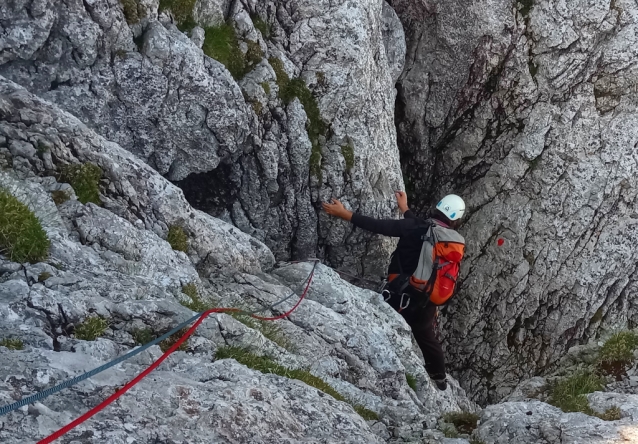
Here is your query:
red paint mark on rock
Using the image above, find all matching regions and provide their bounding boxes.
[497,238,505,246]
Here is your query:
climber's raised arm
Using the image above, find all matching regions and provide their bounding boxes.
[321,191,419,237]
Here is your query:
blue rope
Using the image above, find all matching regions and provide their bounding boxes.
[0,312,200,416]
[0,260,318,417]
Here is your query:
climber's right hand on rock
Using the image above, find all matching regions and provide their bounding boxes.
[395,191,409,214]
[322,198,353,221]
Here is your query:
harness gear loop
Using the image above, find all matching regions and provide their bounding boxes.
[398,293,410,312]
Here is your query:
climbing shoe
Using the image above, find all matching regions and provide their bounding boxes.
[433,378,447,391]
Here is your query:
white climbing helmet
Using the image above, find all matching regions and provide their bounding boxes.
[436,194,465,221]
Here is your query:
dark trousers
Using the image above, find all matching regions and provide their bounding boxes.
[386,290,446,380]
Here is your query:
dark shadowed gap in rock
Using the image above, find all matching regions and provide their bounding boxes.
[173,162,237,219]
[393,80,436,215]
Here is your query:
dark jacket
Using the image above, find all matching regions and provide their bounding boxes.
[351,210,447,276]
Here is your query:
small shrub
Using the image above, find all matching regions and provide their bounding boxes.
[203,24,262,80]
[0,189,50,263]
[442,411,480,434]
[160,327,189,352]
[441,424,460,438]
[132,328,155,345]
[261,81,271,95]
[598,331,638,376]
[167,225,189,253]
[159,0,196,31]
[38,272,52,282]
[251,14,270,38]
[269,57,327,182]
[51,190,70,205]
[548,369,605,414]
[0,338,24,350]
[406,373,417,391]
[59,163,102,205]
[595,406,622,421]
[74,316,109,341]
[341,143,354,171]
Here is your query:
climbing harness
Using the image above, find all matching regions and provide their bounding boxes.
[0,260,318,443]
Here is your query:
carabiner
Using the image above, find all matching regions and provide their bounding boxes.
[378,278,388,293]
[382,289,392,302]
[398,293,410,312]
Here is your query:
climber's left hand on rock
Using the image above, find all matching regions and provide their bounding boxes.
[322,198,353,221]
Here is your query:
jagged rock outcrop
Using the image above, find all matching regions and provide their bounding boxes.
[0,0,407,277]
[390,0,638,403]
[0,78,474,442]
[474,400,638,443]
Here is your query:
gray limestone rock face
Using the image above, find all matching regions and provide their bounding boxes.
[389,0,638,403]
[0,0,408,279]
[0,352,385,443]
[0,78,474,442]
[475,400,638,443]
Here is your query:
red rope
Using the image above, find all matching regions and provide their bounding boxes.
[38,270,314,443]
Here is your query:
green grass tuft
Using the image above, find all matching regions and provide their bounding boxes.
[0,338,24,350]
[167,225,189,253]
[180,283,215,312]
[595,406,622,421]
[406,373,417,391]
[38,272,52,282]
[353,405,378,420]
[59,163,102,205]
[120,0,145,24]
[216,346,344,399]
[215,346,379,420]
[74,316,109,341]
[316,71,326,86]
[598,331,638,371]
[160,327,189,352]
[442,411,480,434]
[341,143,354,171]
[261,81,271,95]
[132,328,155,345]
[51,190,70,205]
[269,57,327,181]
[548,369,605,414]
[159,0,196,31]
[251,14,271,39]
[203,24,263,80]
[230,313,294,351]
[0,189,50,263]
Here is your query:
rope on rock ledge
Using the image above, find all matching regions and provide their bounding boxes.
[0,260,318,443]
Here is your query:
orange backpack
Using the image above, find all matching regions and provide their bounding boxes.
[387,221,465,306]
[409,222,465,305]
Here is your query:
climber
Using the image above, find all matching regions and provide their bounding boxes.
[322,192,466,391]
